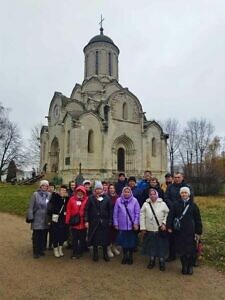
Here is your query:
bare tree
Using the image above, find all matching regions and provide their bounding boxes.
[0,118,24,181]
[162,118,181,174]
[26,124,42,168]
[179,118,214,177]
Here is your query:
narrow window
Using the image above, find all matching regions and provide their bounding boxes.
[88,130,94,153]
[95,51,99,75]
[152,137,156,157]
[67,130,70,154]
[122,102,128,120]
[117,148,125,171]
[108,52,112,76]
[85,55,88,77]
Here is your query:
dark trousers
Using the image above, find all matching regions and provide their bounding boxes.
[52,223,66,247]
[72,228,87,255]
[32,230,47,255]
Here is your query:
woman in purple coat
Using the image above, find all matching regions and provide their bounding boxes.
[113,186,140,265]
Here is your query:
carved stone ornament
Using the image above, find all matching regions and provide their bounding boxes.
[87,97,98,111]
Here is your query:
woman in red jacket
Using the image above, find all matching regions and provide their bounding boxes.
[66,185,88,259]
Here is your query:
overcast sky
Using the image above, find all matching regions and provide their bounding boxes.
[1,0,225,142]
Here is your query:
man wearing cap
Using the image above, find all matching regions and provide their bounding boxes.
[26,180,51,258]
[115,173,128,196]
[161,173,173,193]
[127,176,143,207]
[85,181,112,262]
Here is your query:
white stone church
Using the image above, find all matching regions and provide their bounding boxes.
[40,26,168,183]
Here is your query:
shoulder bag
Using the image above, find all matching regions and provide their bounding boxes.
[148,202,167,238]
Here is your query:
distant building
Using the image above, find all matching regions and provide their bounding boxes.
[40,26,168,182]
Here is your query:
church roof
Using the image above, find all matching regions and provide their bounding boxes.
[83,28,119,53]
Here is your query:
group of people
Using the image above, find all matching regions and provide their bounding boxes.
[26,170,202,275]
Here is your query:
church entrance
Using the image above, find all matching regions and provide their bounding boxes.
[50,137,59,172]
[117,148,125,172]
[112,134,135,176]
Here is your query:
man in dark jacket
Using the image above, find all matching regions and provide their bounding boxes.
[127,176,143,207]
[115,173,127,196]
[165,172,193,261]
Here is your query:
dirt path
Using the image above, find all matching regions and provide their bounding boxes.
[0,213,225,300]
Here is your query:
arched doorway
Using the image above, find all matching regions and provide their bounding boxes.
[50,137,59,172]
[117,148,125,172]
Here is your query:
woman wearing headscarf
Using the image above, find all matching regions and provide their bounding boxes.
[26,180,51,259]
[140,188,169,271]
[66,185,88,259]
[84,181,112,262]
[113,186,140,265]
[167,187,202,275]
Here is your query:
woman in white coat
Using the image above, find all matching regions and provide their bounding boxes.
[140,188,169,271]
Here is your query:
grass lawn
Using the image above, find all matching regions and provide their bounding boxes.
[0,183,225,272]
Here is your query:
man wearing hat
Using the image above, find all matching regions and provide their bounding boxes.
[83,179,93,196]
[161,173,173,193]
[85,181,112,262]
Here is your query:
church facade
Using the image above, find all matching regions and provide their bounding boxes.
[40,27,168,183]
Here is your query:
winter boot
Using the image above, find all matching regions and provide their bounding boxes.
[187,256,194,275]
[159,258,166,271]
[103,246,110,262]
[93,246,99,262]
[121,248,128,264]
[53,247,60,258]
[112,244,120,255]
[180,256,188,274]
[127,250,133,265]
[107,245,114,258]
[147,257,155,269]
[58,246,64,257]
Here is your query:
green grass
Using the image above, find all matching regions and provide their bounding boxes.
[0,183,38,216]
[195,196,225,272]
[0,184,225,272]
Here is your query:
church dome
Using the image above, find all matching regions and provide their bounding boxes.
[83,28,119,53]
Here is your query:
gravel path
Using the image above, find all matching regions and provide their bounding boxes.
[0,212,225,300]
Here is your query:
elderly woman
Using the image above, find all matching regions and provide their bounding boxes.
[85,181,112,262]
[167,187,202,275]
[140,188,169,271]
[66,185,88,259]
[113,186,140,265]
[26,180,51,259]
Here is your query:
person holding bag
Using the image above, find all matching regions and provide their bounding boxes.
[113,186,140,265]
[66,185,88,259]
[140,188,169,271]
[166,187,202,275]
[26,180,51,259]
[48,185,69,258]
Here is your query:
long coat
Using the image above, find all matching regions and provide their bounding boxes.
[167,199,202,256]
[27,190,50,230]
[48,192,69,225]
[113,196,140,230]
[85,194,112,246]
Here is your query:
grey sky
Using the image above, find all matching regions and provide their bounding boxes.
[1,0,225,142]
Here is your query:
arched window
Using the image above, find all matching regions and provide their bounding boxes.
[88,130,94,153]
[122,102,128,120]
[67,130,70,154]
[108,52,112,76]
[95,51,99,75]
[152,137,156,157]
[117,148,125,171]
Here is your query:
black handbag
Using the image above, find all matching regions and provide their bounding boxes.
[148,202,168,238]
[69,213,80,226]
[173,204,190,231]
